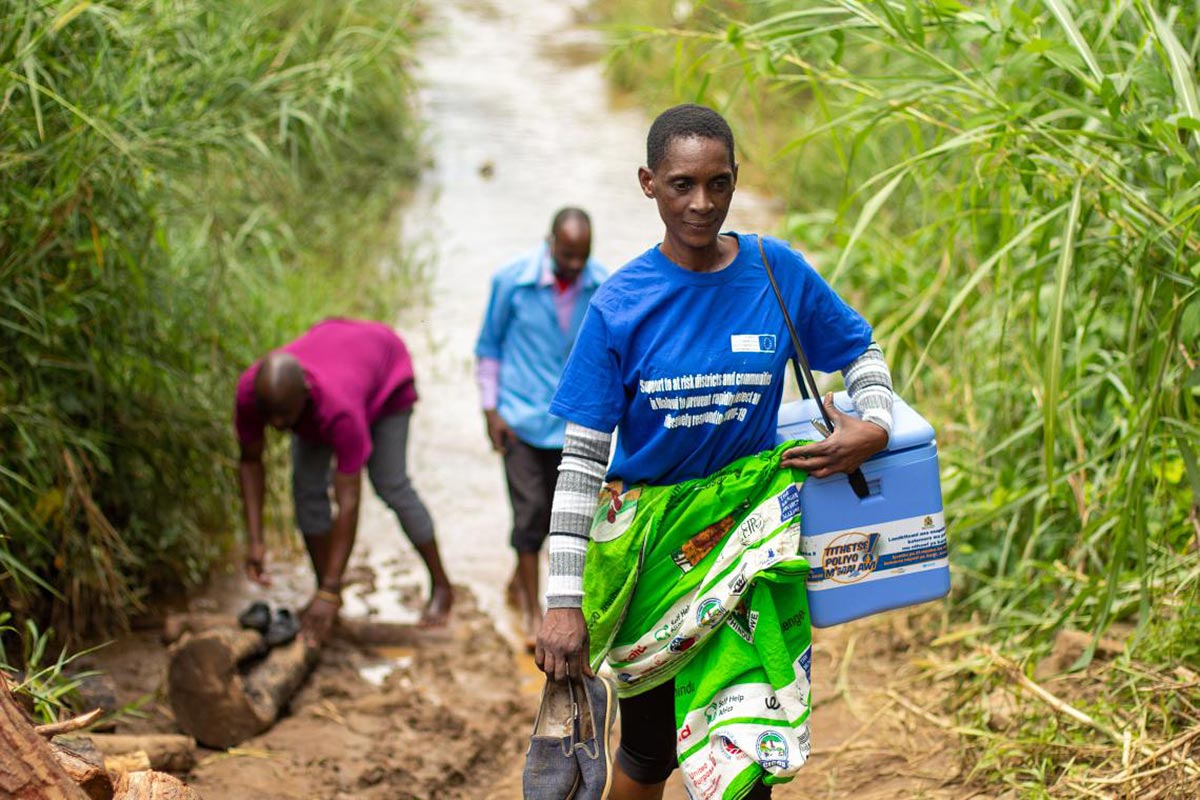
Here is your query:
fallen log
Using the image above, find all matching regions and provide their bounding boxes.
[167,630,316,749]
[111,771,201,800]
[48,737,111,800]
[104,752,151,775]
[84,734,197,773]
[0,673,90,799]
[162,611,420,648]
[335,618,423,647]
[161,613,237,645]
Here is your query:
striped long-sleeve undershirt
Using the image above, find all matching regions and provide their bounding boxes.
[545,342,894,609]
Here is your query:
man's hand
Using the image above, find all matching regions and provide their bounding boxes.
[300,593,339,646]
[535,607,594,681]
[484,409,515,453]
[781,393,889,477]
[245,540,272,586]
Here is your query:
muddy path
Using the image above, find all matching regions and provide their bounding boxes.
[85,0,982,798]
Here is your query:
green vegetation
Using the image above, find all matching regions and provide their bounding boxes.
[0,612,103,724]
[1,0,422,639]
[597,0,1199,793]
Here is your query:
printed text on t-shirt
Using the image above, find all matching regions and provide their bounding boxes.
[638,371,773,430]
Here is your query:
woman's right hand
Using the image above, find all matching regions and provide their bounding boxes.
[536,607,594,680]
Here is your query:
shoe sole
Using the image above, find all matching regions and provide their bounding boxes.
[596,676,615,799]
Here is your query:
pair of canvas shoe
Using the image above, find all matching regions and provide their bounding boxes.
[523,673,616,799]
[236,601,301,647]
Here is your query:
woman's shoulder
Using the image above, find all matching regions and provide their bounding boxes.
[590,246,665,307]
[753,233,812,268]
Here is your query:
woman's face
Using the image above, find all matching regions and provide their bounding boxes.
[639,135,737,251]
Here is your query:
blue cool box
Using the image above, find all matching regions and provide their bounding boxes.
[775,392,950,627]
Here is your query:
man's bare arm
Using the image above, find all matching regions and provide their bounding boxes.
[238,439,270,585]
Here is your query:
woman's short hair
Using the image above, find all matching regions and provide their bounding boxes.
[646,104,735,171]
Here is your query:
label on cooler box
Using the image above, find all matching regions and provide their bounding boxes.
[804,512,947,590]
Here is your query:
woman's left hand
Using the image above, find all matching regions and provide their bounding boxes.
[781,393,889,478]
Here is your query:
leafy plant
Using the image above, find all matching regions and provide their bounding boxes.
[1,0,422,638]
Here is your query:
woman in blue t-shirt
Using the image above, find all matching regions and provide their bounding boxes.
[533,104,895,800]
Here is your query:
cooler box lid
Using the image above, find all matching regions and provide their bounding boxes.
[776,391,934,454]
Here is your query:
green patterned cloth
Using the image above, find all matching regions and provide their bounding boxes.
[583,442,814,800]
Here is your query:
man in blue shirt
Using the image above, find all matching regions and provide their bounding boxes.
[475,208,607,649]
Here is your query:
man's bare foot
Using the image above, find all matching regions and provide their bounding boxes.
[419,584,453,627]
[505,571,523,610]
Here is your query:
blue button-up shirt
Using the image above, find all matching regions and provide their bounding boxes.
[475,244,607,449]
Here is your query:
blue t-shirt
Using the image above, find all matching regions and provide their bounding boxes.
[549,232,873,486]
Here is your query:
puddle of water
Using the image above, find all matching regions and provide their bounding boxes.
[358,662,395,687]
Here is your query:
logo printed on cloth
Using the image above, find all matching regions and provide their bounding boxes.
[717,735,745,762]
[727,567,748,596]
[703,693,745,725]
[726,608,755,644]
[669,635,698,653]
[755,731,790,770]
[695,598,727,629]
[780,610,807,633]
[730,334,777,353]
[764,696,782,711]
[796,646,812,683]
[737,513,766,546]
[778,484,801,522]
[591,483,642,542]
[671,515,737,573]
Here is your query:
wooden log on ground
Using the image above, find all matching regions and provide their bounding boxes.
[0,673,90,799]
[163,611,421,648]
[165,612,424,647]
[241,639,318,724]
[111,771,201,800]
[167,631,316,749]
[335,618,422,647]
[48,738,112,800]
[82,734,197,773]
[104,752,151,775]
[161,613,237,645]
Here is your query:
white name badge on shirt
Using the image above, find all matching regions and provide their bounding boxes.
[731,334,777,354]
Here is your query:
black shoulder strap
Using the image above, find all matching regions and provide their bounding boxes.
[758,235,871,500]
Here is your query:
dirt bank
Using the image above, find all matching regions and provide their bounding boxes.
[91,586,540,800]
[91,597,981,800]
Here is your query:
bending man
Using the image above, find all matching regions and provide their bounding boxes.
[236,318,453,643]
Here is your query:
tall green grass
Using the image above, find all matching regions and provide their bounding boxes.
[1,0,421,639]
[599,0,1199,650]
[598,1,1199,790]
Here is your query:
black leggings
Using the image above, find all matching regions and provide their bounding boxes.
[617,678,772,798]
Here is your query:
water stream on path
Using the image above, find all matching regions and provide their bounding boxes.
[199,0,776,689]
[380,0,777,642]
